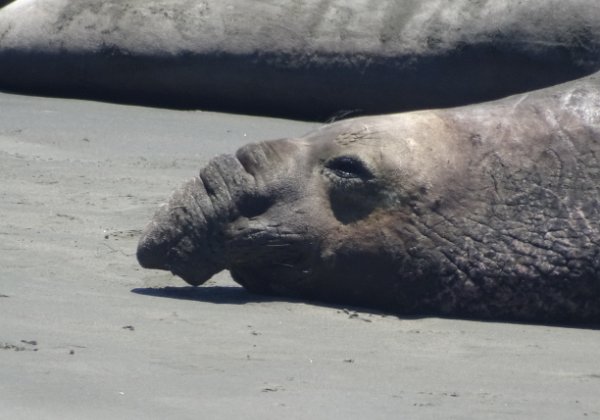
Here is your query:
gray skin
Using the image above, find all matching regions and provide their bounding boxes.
[1,0,600,119]
[138,73,600,324]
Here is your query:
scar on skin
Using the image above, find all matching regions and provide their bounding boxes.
[335,125,379,146]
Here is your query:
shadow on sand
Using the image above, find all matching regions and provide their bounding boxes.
[130,285,388,318]
[131,285,281,305]
[131,286,600,330]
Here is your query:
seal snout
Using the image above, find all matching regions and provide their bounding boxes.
[136,152,263,286]
[136,212,225,286]
[136,202,176,270]
[135,176,227,285]
[136,233,162,270]
[136,218,172,271]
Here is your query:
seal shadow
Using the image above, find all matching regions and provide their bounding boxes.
[131,285,280,305]
[131,285,401,319]
[131,286,600,330]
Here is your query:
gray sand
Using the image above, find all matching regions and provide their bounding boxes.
[1,93,599,419]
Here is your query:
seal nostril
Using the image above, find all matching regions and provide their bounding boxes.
[238,194,273,218]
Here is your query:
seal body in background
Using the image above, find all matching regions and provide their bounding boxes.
[1,0,600,119]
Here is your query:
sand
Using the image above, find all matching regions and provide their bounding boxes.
[1,92,599,419]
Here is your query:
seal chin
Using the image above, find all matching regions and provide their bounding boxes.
[166,256,223,286]
[229,261,315,299]
[230,267,302,297]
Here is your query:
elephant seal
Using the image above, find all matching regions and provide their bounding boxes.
[1,0,600,119]
[137,72,600,324]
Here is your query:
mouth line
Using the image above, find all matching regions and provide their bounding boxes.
[224,225,307,266]
[225,223,318,296]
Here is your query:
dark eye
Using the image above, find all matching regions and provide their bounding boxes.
[325,156,373,180]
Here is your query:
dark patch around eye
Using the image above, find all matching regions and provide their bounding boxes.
[325,156,374,180]
[324,156,381,224]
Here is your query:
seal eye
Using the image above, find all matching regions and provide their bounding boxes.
[324,156,379,223]
[325,156,373,181]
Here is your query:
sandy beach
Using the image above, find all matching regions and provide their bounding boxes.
[1,92,599,419]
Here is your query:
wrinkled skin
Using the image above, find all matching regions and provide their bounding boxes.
[138,74,600,323]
